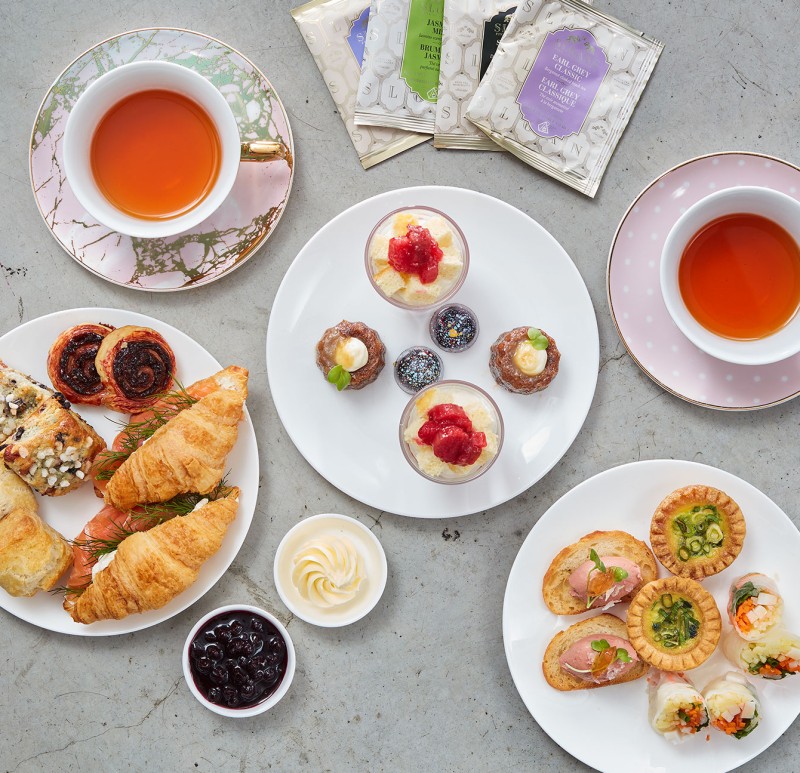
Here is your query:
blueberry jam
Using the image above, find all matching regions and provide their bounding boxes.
[430,304,478,352]
[394,346,443,394]
[189,610,287,709]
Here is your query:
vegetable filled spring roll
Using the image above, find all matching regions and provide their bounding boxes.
[723,628,800,679]
[703,672,761,739]
[648,669,709,743]
[728,573,783,641]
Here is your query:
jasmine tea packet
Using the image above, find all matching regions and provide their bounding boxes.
[465,0,663,196]
[355,0,445,134]
[292,0,428,168]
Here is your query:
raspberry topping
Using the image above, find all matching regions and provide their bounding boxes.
[388,225,443,284]
[417,403,487,466]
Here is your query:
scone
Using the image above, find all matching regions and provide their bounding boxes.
[627,576,722,671]
[650,485,746,579]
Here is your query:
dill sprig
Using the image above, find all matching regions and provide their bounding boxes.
[69,478,234,563]
[50,578,90,599]
[51,477,234,599]
[93,383,198,481]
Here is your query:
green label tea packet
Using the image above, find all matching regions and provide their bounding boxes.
[355,0,445,134]
[465,0,663,196]
[292,0,428,168]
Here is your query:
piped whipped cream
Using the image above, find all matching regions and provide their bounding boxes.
[334,337,369,372]
[513,341,547,376]
[291,537,364,608]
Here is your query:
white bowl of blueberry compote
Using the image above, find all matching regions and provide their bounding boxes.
[183,604,296,717]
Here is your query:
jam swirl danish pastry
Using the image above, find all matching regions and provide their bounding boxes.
[95,326,176,413]
[47,323,115,406]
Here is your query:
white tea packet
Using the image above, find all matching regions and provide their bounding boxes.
[435,0,593,150]
[465,0,663,196]
[292,0,428,168]
[355,0,445,134]
[435,1,516,150]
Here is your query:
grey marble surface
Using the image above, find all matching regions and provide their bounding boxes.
[1,1,799,771]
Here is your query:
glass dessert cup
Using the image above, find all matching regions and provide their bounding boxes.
[394,345,443,394]
[399,379,503,484]
[364,206,470,311]
[429,303,480,353]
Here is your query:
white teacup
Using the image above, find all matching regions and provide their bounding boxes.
[63,61,289,239]
[660,186,800,366]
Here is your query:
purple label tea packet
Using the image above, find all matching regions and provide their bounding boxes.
[465,0,663,196]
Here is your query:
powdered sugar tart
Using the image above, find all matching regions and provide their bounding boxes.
[0,308,258,636]
[503,459,800,773]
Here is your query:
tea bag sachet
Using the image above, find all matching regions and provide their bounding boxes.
[292,0,428,168]
[435,1,517,150]
[435,0,592,150]
[465,0,663,196]
[354,0,445,134]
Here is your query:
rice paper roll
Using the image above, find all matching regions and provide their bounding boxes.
[728,573,783,641]
[647,669,709,743]
[723,628,800,679]
[703,671,761,739]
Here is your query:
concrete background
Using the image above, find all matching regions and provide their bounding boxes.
[1,1,799,771]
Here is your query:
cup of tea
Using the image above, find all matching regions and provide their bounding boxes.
[660,186,800,365]
[62,61,290,239]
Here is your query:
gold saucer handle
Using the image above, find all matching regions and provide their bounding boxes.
[240,140,293,167]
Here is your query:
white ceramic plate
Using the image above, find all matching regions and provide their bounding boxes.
[266,186,598,518]
[503,459,800,773]
[0,308,258,636]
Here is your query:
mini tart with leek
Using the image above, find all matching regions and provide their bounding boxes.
[650,484,745,579]
[627,576,721,671]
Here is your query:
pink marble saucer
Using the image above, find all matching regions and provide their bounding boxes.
[29,28,294,292]
[608,152,800,411]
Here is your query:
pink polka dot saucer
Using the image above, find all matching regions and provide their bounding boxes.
[607,151,800,411]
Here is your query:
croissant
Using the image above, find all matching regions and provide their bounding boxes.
[104,383,246,512]
[0,463,72,596]
[66,489,239,623]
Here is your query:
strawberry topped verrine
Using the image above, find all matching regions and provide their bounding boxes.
[365,207,469,310]
[399,380,502,484]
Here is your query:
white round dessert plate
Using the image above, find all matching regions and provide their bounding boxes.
[0,308,258,636]
[607,151,800,410]
[267,186,599,518]
[503,459,800,773]
[273,513,387,627]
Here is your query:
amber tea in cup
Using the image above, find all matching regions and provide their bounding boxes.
[91,89,221,221]
[678,213,800,340]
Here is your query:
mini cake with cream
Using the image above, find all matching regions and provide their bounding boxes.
[489,326,560,394]
[315,320,385,391]
[366,208,467,308]
[401,381,501,482]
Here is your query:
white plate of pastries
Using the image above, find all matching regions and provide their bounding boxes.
[0,308,258,635]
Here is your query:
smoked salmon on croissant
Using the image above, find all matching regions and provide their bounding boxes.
[103,370,247,511]
[65,488,239,623]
